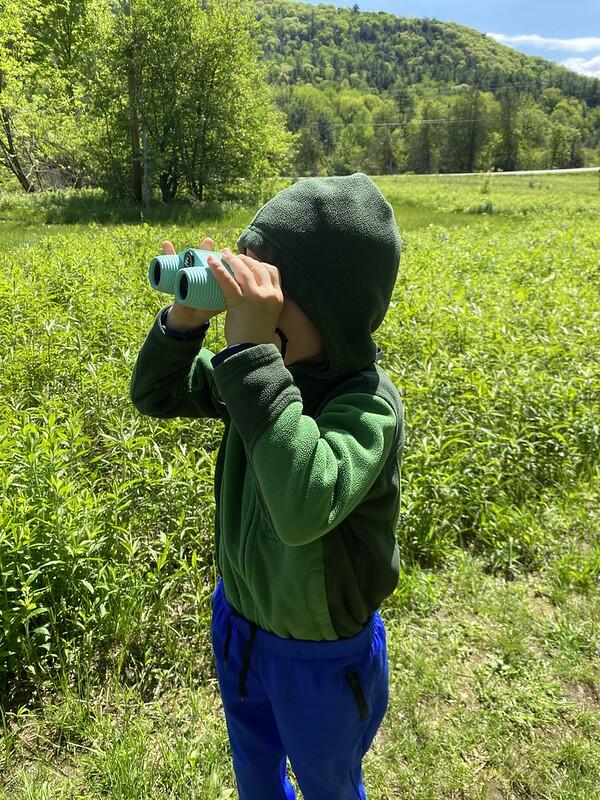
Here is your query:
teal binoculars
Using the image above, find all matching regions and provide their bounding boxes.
[148,248,233,310]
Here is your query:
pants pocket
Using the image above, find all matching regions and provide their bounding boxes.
[345,668,370,720]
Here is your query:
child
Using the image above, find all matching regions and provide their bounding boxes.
[130,173,404,799]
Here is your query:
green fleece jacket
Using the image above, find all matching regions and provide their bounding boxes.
[130,173,404,640]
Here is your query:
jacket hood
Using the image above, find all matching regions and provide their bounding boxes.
[237,173,402,384]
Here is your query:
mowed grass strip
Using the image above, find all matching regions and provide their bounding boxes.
[2,537,599,799]
[0,174,599,797]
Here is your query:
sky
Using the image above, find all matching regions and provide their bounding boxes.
[302,0,600,79]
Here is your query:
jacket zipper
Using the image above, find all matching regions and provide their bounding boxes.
[346,669,369,720]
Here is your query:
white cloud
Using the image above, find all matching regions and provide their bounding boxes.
[487,33,600,53]
[560,55,600,78]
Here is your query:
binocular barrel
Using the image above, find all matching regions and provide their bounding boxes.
[148,248,233,310]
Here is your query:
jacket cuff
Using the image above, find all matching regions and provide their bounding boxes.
[212,344,302,449]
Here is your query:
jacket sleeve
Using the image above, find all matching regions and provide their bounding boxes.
[212,343,399,546]
[129,306,228,420]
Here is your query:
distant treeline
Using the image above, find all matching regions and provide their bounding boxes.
[256,1,600,176]
[1,0,598,203]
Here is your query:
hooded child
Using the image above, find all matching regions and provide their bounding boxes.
[130,172,404,800]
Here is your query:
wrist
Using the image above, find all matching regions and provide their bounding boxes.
[159,306,209,341]
[166,303,213,332]
[226,334,275,347]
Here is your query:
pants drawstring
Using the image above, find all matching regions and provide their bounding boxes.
[223,610,258,701]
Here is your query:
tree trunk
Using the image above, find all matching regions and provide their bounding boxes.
[142,126,150,207]
[189,179,204,201]
[159,171,177,202]
[0,106,36,193]
[127,64,143,204]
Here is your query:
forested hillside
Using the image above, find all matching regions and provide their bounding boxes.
[255,1,600,176]
[256,1,599,104]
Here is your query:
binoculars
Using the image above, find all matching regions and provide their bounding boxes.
[148,248,233,310]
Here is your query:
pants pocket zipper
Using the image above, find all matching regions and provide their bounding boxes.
[346,669,369,720]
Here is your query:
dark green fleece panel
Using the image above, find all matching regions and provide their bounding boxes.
[129,306,226,421]
[212,342,302,451]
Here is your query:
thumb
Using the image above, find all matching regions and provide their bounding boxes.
[162,240,176,255]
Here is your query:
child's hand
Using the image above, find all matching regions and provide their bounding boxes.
[207,247,283,347]
[165,237,221,326]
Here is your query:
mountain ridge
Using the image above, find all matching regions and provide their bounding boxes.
[254,1,600,107]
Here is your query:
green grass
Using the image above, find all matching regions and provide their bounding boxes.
[2,534,599,798]
[1,174,599,798]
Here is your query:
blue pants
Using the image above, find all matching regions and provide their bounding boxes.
[211,577,389,800]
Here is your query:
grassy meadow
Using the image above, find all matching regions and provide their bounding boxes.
[0,174,599,799]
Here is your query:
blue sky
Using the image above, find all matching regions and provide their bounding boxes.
[302,1,600,78]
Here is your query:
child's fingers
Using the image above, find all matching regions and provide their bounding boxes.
[237,253,281,289]
[222,248,251,280]
[222,248,269,289]
[162,238,215,255]
[207,254,243,302]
